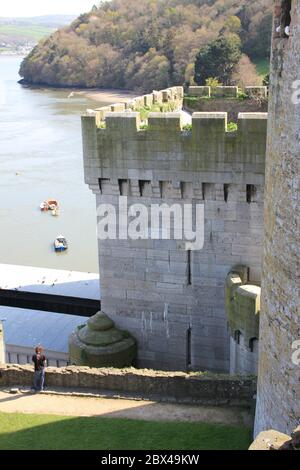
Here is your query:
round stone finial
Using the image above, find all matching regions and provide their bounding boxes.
[68,311,136,368]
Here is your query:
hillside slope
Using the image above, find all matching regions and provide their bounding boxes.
[0,16,76,55]
[19,0,272,91]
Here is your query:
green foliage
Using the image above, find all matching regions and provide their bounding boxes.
[19,0,273,92]
[136,102,177,121]
[194,36,242,86]
[224,16,241,34]
[182,123,192,131]
[0,412,252,450]
[263,74,270,87]
[237,90,248,100]
[242,11,272,60]
[205,77,222,87]
[227,122,238,132]
[253,58,270,77]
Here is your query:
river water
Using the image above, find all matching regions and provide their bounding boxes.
[0,56,109,273]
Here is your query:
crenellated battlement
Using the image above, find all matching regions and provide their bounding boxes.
[86,86,184,127]
[82,110,267,193]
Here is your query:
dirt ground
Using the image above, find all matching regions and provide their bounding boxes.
[0,389,252,427]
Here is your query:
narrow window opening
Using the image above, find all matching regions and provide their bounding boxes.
[118,179,128,196]
[187,250,192,285]
[159,181,163,198]
[249,337,258,353]
[186,326,192,369]
[139,180,151,197]
[234,330,241,345]
[246,184,256,203]
[99,178,110,194]
[224,184,229,202]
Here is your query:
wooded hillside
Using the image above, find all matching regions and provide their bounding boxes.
[19,0,272,91]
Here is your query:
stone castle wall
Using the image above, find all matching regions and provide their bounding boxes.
[82,101,267,372]
[188,86,268,99]
[185,86,269,122]
[0,364,256,407]
[254,0,300,435]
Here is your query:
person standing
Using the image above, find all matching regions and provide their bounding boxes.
[32,345,46,392]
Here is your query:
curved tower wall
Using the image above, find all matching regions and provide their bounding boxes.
[254,0,300,435]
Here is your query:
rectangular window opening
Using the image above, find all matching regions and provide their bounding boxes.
[224,184,229,202]
[186,326,192,369]
[187,250,192,285]
[246,184,256,203]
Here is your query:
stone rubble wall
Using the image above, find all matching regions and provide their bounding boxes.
[0,364,256,407]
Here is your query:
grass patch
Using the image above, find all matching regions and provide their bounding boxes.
[253,58,270,78]
[0,25,55,41]
[136,102,178,121]
[0,412,252,450]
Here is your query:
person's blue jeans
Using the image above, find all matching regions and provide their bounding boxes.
[33,368,45,391]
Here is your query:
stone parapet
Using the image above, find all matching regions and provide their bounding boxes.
[0,364,256,406]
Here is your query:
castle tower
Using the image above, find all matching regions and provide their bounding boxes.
[254,0,300,435]
[82,87,268,372]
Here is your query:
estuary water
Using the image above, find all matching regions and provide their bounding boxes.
[0,56,111,273]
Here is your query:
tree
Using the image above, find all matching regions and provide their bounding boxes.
[194,35,241,85]
[231,54,261,87]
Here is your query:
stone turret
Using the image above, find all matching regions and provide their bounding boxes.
[254,0,300,435]
[225,267,260,375]
[69,311,137,368]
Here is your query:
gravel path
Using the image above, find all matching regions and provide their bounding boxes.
[0,389,251,427]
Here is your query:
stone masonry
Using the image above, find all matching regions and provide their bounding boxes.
[82,87,267,372]
[254,0,300,436]
[0,364,256,407]
[225,267,260,376]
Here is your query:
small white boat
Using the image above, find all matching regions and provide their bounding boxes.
[40,199,59,212]
[51,208,60,217]
[54,235,68,252]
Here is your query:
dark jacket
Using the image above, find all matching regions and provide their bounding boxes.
[32,354,46,371]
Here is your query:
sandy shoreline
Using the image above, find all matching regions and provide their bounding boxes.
[76,88,136,104]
